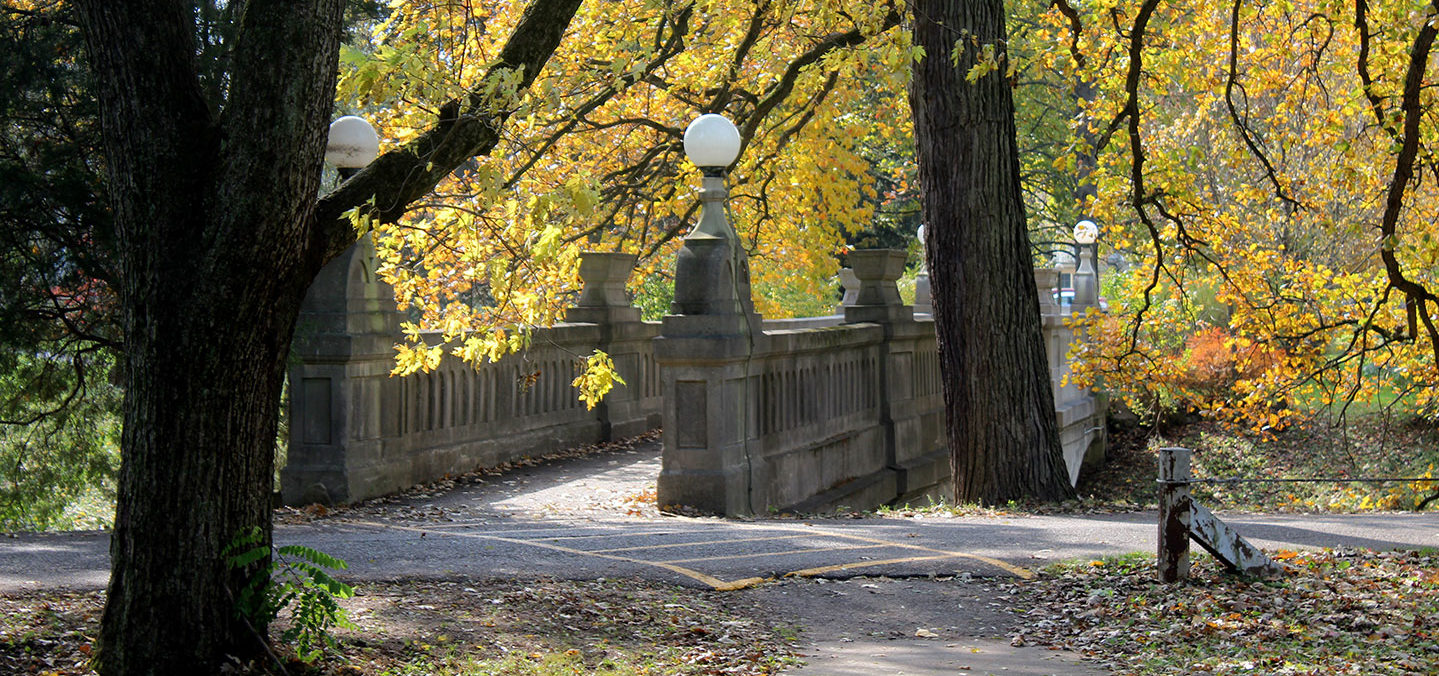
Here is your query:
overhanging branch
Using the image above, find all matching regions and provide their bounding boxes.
[311,0,585,265]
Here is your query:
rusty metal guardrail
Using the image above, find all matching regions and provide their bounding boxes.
[1156,447,1438,582]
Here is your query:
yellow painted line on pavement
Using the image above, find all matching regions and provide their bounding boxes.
[659,543,889,565]
[533,529,697,541]
[352,520,747,590]
[586,533,812,554]
[786,554,967,578]
[722,520,1034,580]
[352,516,1031,590]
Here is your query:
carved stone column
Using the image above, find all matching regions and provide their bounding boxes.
[567,251,658,440]
[844,249,912,325]
[835,267,859,315]
[655,174,766,516]
[567,252,642,325]
[282,238,405,505]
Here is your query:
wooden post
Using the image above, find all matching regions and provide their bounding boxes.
[1158,447,1192,582]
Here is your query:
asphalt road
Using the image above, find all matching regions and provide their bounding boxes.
[5,439,1439,593]
[12,441,1434,676]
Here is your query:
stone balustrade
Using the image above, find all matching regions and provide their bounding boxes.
[280,243,661,505]
[283,242,1103,512]
[658,249,948,515]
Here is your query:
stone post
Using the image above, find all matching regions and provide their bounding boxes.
[1073,244,1099,310]
[913,273,932,316]
[567,252,642,325]
[1044,262,1107,482]
[835,267,860,315]
[655,174,765,516]
[1035,267,1059,316]
[843,250,911,324]
[841,250,944,501]
[913,224,932,315]
[566,252,658,440]
[282,237,405,505]
[1034,268,1064,393]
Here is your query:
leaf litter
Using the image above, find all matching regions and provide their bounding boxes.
[1,576,800,675]
[1006,547,1439,674]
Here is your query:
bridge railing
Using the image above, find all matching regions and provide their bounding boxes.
[281,245,660,505]
[655,249,1093,516]
[283,243,1103,513]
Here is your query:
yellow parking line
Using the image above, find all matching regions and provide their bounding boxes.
[660,543,889,565]
[534,529,694,541]
[768,523,1034,579]
[351,518,1031,590]
[353,521,746,590]
[787,554,973,578]
[587,533,812,554]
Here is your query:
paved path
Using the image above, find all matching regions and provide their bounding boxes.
[5,439,1435,592]
[4,439,1438,674]
[8,510,1436,592]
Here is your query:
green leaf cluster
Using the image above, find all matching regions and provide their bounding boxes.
[0,351,120,531]
[225,527,358,664]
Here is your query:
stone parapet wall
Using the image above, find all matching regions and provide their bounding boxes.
[749,324,889,512]
[657,249,1103,516]
[284,243,1103,513]
[281,247,661,505]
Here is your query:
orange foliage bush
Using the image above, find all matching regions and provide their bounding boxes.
[1177,328,1287,397]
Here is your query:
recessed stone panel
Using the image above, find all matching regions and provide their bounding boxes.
[675,381,707,449]
[301,377,332,445]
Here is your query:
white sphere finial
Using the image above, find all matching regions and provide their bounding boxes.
[326,116,380,169]
[1074,219,1099,245]
[684,114,741,168]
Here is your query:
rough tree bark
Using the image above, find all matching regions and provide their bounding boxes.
[909,0,1077,503]
[72,0,584,672]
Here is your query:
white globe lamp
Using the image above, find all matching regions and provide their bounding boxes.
[683,114,741,172]
[326,116,380,177]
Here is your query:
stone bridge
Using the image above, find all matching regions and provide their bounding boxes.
[282,241,1104,516]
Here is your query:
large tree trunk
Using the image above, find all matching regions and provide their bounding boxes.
[909,0,1077,503]
[74,0,585,670]
[100,291,308,669]
[75,1,346,671]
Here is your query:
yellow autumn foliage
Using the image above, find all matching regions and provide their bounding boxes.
[335,0,911,383]
[1041,0,1439,428]
[335,0,1439,424]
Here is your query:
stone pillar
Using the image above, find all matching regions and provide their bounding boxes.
[844,250,912,324]
[835,267,860,314]
[1034,267,1064,393]
[913,273,932,316]
[566,252,657,440]
[913,224,932,315]
[567,252,642,325]
[282,238,405,505]
[1037,265,1106,487]
[841,250,945,501]
[1073,244,1099,310]
[655,175,765,516]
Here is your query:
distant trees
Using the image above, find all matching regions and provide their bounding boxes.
[1045,0,1439,426]
[0,4,121,530]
